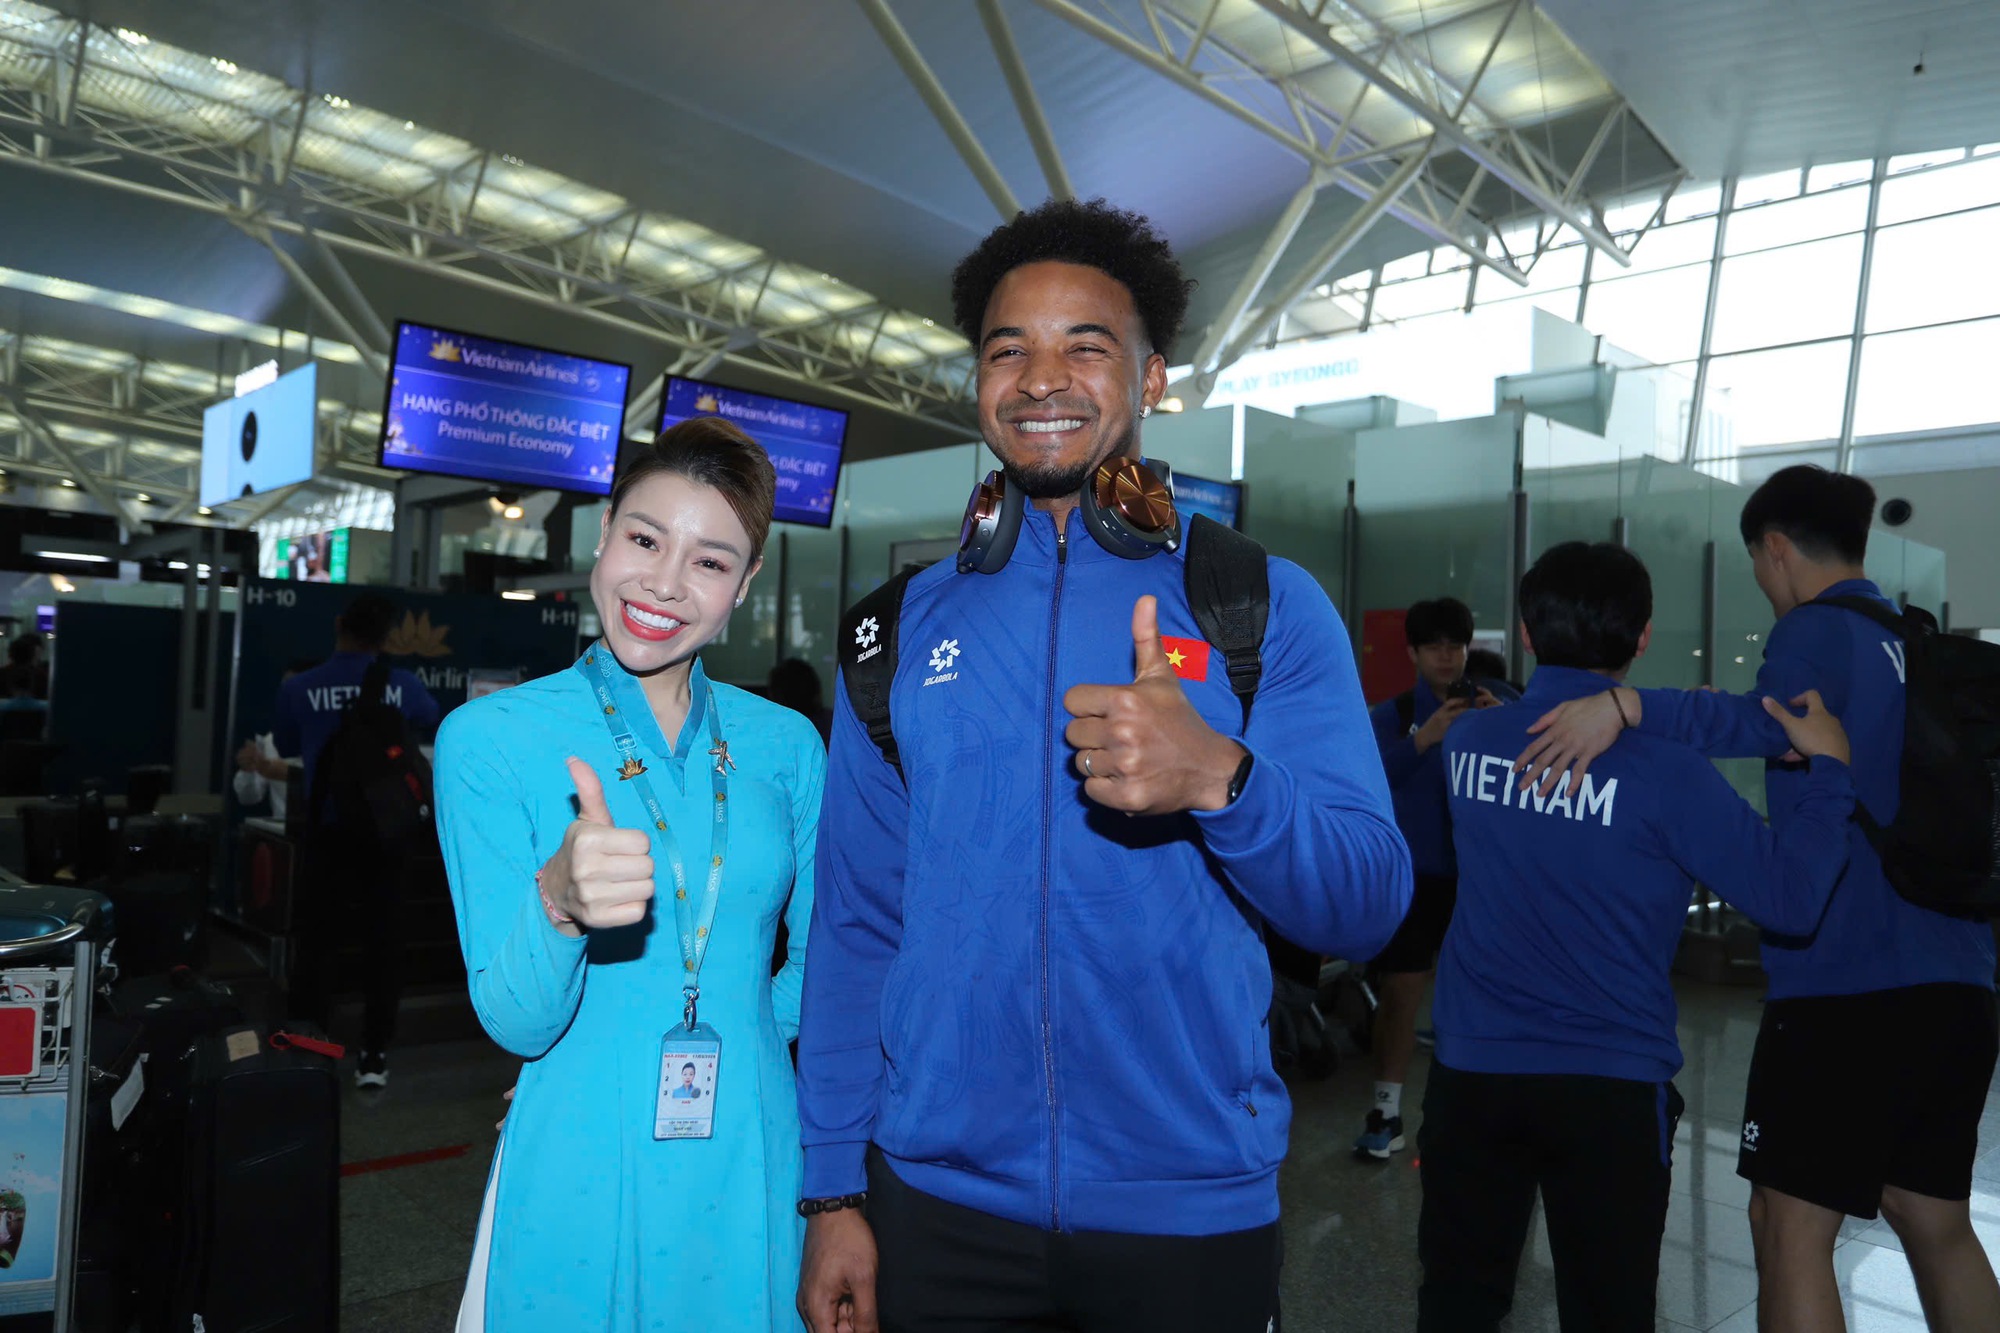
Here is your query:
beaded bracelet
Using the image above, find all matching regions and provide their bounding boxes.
[797,1193,868,1218]
[535,869,575,926]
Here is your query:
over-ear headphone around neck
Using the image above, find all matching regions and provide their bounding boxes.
[957,456,1182,575]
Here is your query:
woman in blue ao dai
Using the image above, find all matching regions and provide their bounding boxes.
[438,418,824,1330]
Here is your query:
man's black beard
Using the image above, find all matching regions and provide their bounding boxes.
[998,426,1137,500]
[1003,455,1097,501]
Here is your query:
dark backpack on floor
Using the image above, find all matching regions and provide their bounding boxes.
[838,514,1270,781]
[310,656,434,852]
[1816,595,2000,920]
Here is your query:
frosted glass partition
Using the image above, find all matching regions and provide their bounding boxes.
[1619,458,1719,695]
[1709,530,1769,810]
[1905,540,1947,619]
[779,521,844,695]
[702,544,781,686]
[1352,414,1518,636]
[1238,409,1354,608]
[1297,396,1436,432]
[840,443,986,607]
[1527,453,1722,687]
[1870,531,1948,615]
[1140,406,1234,481]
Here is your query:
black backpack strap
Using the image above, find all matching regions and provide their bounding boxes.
[360,654,391,706]
[839,568,920,782]
[1812,594,1936,639]
[1183,514,1270,727]
[1394,690,1416,734]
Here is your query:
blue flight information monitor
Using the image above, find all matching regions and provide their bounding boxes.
[379,322,632,495]
[1173,471,1244,530]
[657,377,848,527]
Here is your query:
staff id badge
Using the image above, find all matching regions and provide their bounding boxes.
[656,1023,722,1140]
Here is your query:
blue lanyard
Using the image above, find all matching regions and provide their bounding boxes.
[579,644,730,1028]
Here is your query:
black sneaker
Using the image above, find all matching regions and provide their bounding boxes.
[1353,1107,1405,1160]
[355,1051,389,1090]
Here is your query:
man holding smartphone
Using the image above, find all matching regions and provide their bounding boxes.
[1356,598,1506,1159]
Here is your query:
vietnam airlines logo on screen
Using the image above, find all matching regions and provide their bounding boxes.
[696,393,721,414]
[428,339,463,363]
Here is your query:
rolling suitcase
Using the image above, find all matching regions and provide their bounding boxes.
[166,1024,341,1332]
[103,970,245,1328]
[73,1014,146,1330]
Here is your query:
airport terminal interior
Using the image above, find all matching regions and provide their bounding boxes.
[0,0,1997,1329]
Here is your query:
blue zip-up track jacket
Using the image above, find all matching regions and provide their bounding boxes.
[1437,667,1856,1084]
[797,508,1412,1236]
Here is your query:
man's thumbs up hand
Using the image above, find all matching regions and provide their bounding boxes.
[538,758,656,933]
[1129,594,1174,684]
[1062,596,1248,816]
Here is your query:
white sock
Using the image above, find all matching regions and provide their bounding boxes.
[1374,1081,1403,1120]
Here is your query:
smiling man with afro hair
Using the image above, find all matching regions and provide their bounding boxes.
[797,191,1413,1333]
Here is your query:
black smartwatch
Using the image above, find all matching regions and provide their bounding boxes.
[1225,749,1255,804]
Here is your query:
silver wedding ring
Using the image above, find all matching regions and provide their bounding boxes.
[1081,751,1096,778]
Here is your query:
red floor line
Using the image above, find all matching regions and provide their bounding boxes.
[342,1143,472,1177]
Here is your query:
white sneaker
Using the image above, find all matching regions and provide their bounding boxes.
[355,1051,389,1089]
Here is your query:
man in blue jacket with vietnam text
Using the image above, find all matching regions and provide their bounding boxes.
[795,200,1413,1333]
[1424,540,1855,1330]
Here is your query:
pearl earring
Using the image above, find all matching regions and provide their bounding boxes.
[1141,404,1152,418]
[592,546,602,558]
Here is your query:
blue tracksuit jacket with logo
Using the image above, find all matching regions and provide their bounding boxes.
[797,507,1412,1235]
[1633,579,1995,999]
[1437,666,1856,1084]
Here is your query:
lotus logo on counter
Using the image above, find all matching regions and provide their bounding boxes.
[386,610,452,658]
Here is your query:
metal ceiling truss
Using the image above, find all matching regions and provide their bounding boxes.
[0,11,981,433]
[0,326,387,522]
[1021,0,1678,392]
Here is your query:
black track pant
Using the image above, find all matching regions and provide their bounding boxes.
[1417,1061,1683,1332]
[867,1149,1282,1333]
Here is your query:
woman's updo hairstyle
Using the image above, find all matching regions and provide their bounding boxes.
[612,416,779,562]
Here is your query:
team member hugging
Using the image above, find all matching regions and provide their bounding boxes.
[1419,541,1856,1333]
[1515,468,2000,1333]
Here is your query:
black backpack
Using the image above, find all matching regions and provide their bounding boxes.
[1817,595,2000,920]
[309,657,434,852]
[840,514,1270,781]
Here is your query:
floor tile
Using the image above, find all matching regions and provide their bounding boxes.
[1705,1239,1932,1331]
[335,979,2000,1329]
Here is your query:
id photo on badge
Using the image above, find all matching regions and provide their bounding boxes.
[656,1042,720,1140]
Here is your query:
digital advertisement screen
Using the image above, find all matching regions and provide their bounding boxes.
[379,322,632,495]
[200,363,318,507]
[1173,471,1244,530]
[655,377,848,527]
[275,528,349,583]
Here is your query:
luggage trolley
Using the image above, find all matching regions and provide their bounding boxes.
[0,884,105,1331]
